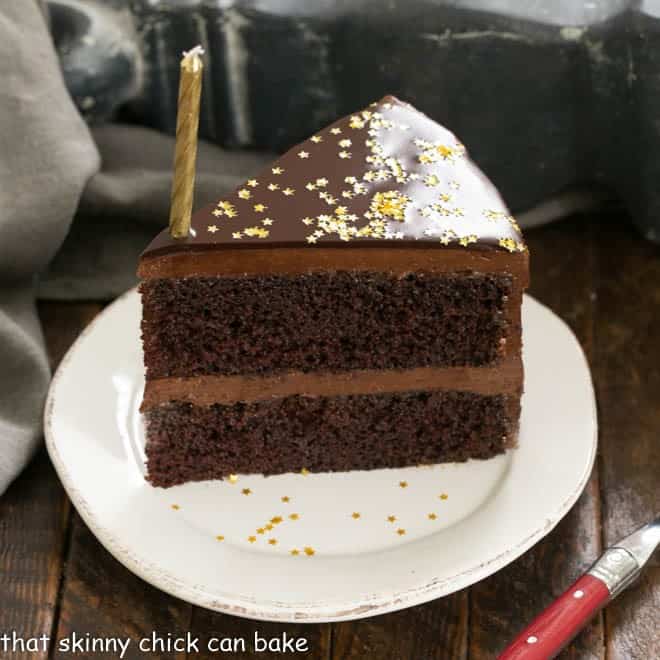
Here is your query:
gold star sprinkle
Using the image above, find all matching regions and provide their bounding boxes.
[281,496,290,503]
[499,238,525,252]
[241,488,252,496]
[290,549,300,556]
[232,232,242,239]
[436,144,454,159]
[424,174,440,187]
[248,536,256,543]
[225,208,237,218]
[440,231,455,246]
[310,135,323,143]
[207,225,218,233]
[282,187,295,196]
[439,493,449,500]
[349,115,365,129]
[428,513,438,520]
[399,481,408,488]
[257,527,265,535]
[298,150,310,159]
[262,218,273,226]
[304,546,315,556]
[268,538,278,546]
[370,190,411,222]
[272,167,284,175]
[301,468,310,476]
[267,183,279,191]
[387,515,397,523]
[212,209,222,217]
[351,512,361,519]
[321,193,337,205]
[330,127,342,134]
[238,189,251,199]
[244,226,270,238]
[216,535,225,541]
[228,474,238,483]
[171,504,180,510]
[246,179,258,187]
[289,513,300,520]
[253,203,267,212]
[396,528,406,536]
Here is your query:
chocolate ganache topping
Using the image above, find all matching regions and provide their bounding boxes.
[142,96,526,257]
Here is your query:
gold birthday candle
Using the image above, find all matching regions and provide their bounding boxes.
[168,46,204,238]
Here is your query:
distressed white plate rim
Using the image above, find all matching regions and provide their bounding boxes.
[45,289,597,623]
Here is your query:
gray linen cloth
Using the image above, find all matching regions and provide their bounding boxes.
[0,1,270,494]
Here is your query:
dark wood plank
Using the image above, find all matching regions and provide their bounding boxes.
[44,303,193,660]
[0,303,100,660]
[0,452,69,660]
[190,610,331,659]
[593,214,660,660]
[332,593,467,660]
[470,215,605,659]
[52,514,193,660]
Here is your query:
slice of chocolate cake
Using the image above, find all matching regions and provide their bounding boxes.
[138,96,529,488]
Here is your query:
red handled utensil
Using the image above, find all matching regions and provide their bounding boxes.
[498,515,660,659]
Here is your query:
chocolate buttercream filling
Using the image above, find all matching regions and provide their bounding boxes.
[142,356,521,409]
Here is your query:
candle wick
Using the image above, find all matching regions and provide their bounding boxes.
[183,45,205,59]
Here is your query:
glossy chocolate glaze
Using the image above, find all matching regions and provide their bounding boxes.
[142,95,526,259]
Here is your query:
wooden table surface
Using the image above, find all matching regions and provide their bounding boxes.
[1,211,658,659]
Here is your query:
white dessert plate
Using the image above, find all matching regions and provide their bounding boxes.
[45,290,596,623]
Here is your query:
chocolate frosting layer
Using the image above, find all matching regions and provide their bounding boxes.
[142,359,522,409]
[138,247,529,282]
[142,95,526,258]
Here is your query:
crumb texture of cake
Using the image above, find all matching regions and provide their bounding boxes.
[138,95,529,486]
[145,390,517,488]
[141,272,512,378]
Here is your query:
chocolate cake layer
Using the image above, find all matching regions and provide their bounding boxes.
[141,271,513,379]
[145,390,517,487]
